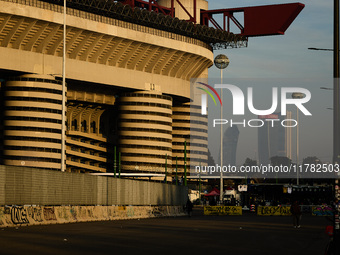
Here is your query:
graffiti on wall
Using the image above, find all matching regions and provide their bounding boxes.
[70,206,77,221]
[11,206,29,224]
[312,206,334,216]
[2,206,58,225]
[0,208,4,225]
[150,206,171,217]
[0,205,185,227]
[127,207,134,218]
[43,207,57,221]
[26,206,43,222]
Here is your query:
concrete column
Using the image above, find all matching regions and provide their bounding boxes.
[3,74,63,170]
[158,0,208,23]
[118,91,173,174]
[172,102,208,176]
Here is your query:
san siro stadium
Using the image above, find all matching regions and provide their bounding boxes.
[0,0,302,180]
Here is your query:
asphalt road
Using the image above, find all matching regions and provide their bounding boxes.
[0,209,331,255]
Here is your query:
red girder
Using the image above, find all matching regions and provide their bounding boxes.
[117,1,304,37]
[201,3,305,37]
[172,0,197,23]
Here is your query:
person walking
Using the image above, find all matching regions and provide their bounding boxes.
[186,199,193,217]
[290,201,302,228]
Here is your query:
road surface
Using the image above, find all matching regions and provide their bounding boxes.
[0,209,330,255]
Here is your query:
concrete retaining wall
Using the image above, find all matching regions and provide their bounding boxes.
[0,205,186,227]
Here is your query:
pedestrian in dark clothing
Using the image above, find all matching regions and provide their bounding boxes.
[290,201,302,228]
[186,199,193,217]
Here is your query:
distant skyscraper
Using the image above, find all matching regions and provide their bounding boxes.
[258,112,292,165]
[221,125,240,166]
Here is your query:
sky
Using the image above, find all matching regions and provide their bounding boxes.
[203,0,335,166]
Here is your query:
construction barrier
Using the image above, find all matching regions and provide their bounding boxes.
[204,206,242,216]
[257,206,291,216]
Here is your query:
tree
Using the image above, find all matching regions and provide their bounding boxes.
[243,158,258,167]
[242,158,260,183]
[270,156,292,166]
[270,156,292,183]
[302,156,321,165]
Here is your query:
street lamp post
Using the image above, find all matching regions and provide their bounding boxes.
[292,92,305,185]
[214,54,229,203]
[61,0,66,172]
[334,0,340,251]
[334,0,340,165]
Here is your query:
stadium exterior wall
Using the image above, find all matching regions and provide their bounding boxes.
[0,0,212,174]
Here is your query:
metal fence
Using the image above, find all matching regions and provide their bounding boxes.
[0,165,188,206]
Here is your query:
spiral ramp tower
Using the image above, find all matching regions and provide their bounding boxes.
[172,102,208,178]
[3,74,63,170]
[119,91,173,174]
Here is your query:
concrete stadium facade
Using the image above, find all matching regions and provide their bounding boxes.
[0,0,213,178]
